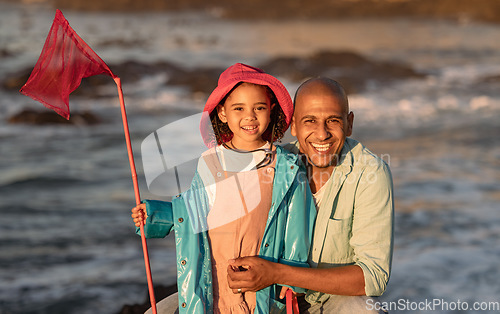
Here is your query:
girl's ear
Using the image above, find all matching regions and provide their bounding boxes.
[217,105,227,123]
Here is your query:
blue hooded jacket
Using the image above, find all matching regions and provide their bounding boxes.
[138,145,316,313]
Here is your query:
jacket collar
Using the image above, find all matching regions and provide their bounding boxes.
[268,145,299,218]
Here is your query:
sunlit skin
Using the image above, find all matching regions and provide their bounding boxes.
[132,82,275,226]
[218,82,274,151]
[291,78,353,193]
[227,78,365,297]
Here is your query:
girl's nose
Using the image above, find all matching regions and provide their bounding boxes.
[244,110,257,120]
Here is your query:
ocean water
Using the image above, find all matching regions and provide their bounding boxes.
[0,2,499,313]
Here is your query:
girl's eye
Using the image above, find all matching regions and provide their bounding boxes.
[256,106,267,111]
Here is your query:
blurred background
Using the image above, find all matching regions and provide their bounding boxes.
[0,0,499,313]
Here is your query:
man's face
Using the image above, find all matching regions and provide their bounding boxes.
[291,88,353,173]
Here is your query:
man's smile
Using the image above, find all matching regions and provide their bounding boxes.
[310,142,333,153]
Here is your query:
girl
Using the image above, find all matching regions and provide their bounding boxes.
[132,63,315,313]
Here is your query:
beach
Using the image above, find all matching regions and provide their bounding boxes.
[0,1,499,313]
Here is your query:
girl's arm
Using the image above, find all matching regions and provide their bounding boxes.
[131,200,175,238]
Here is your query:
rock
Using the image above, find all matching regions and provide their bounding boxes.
[0,48,13,58]
[7,108,100,125]
[73,60,185,96]
[481,74,500,83]
[2,69,32,91]
[4,51,424,100]
[167,66,222,94]
[3,60,183,97]
[117,284,178,314]
[50,0,500,24]
[259,50,426,94]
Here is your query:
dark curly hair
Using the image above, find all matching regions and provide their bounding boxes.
[209,82,287,146]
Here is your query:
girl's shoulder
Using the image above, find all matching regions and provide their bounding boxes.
[200,146,217,158]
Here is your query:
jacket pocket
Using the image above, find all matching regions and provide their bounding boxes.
[326,216,350,235]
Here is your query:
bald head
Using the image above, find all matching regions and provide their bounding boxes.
[294,77,349,114]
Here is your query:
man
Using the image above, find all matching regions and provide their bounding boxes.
[227,77,394,313]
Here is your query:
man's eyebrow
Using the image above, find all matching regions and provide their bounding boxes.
[300,114,343,121]
[328,115,343,120]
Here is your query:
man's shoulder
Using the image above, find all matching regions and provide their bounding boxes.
[346,138,390,172]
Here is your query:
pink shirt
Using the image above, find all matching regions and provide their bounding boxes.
[200,145,275,313]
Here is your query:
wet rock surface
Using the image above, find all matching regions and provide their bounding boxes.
[4,49,427,124]
[259,50,426,94]
[116,284,177,314]
[8,108,101,125]
[51,0,500,24]
[3,50,425,97]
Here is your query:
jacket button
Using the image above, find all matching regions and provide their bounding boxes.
[181,302,186,308]
[264,243,269,247]
[176,194,181,198]
[181,260,186,265]
[178,217,183,223]
[290,165,294,169]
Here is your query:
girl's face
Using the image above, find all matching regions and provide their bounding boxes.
[218,83,274,151]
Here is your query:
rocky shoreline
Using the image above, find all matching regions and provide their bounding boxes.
[43,0,500,24]
[117,284,177,314]
[4,50,425,124]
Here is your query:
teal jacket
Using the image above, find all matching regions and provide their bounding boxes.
[138,145,316,313]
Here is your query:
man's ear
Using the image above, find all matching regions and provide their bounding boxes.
[290,116,296,137]
[346,111,354,137]
[217,105,227,123]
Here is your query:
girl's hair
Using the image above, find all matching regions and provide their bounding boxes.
[209,82,287,146]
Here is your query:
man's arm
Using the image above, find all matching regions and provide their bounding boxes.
[349,157,394,296]
[228,257,365,296]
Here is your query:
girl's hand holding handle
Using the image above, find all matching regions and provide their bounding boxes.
[131,203,147,227]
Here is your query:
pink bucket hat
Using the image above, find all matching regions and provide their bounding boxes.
[200,63,293,147]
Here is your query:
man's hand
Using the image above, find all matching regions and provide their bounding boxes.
[227,256,280,294]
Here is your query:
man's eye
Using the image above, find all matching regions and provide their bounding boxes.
[304,120,314,123]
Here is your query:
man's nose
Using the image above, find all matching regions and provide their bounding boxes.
[315,123,331,140]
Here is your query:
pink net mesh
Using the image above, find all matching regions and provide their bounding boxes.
[20,9,115,120]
